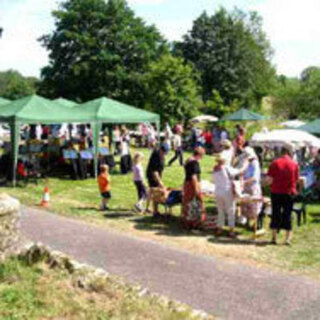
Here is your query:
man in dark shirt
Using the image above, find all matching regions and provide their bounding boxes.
[146,144,168,215]
[267,143,300,245]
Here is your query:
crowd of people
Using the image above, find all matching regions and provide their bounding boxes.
[1,120,312,245]
[96,121,307,246]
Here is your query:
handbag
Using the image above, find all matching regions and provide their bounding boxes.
[226,168,242,198]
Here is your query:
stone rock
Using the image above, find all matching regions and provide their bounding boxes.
[0,194,21,259]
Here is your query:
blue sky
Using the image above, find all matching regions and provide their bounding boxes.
[0,0,319,78]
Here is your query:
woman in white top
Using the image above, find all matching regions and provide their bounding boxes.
[212,153,245,238]
[220,139,234,167]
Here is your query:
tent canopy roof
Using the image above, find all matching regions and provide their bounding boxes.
[222,108,266,121]
[0,95,86,124]
[79,97,159,123]
[251,129,320,148]
[299,119,320,135]
[0,95,160,125]
[281,119,306,128]
[54,97,79,108]
[0,97,11,106]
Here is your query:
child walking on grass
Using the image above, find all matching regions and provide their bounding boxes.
[132,152,147,213]
[98,164,111,211]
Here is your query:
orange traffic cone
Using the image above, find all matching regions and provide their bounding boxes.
[40,181,50,208]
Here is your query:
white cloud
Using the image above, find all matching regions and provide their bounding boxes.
[250,0,320,76]
[0,0,58,77]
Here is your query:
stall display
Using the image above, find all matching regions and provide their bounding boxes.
[0,94,160,185]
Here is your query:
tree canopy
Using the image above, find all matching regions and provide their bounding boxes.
[40,0,168,105]
[174,8,276,110]
[39,2,279,122]
[272,67,320,120]
[0,70,37,100]
[144,54,201,124]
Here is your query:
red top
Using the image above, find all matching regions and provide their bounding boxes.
[17,163,26,177]
[267,155,300,195]
[203,132,212,144]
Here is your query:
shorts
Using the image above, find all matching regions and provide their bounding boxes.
[147,174,160,188]
[101,191,111,199]
[134,181,147,200]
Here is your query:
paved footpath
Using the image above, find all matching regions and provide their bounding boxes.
[21,207,320,320]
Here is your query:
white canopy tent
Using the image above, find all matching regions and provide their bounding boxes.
[190,115,219,123]
[251,129,320,148]
[280,120,306,128]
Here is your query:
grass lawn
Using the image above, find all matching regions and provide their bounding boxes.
[0,257,207,320]
[2,148,320,280]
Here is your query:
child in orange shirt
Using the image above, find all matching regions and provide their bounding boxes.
[98,164,111,211]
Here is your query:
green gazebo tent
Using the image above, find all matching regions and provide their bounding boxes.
[0,95,88,185]
[299,119,320,135]
[222,108,266,121]
[0,95,160,185]
[54,97,79,108]
[78,97,160,176]
[0,97,11,106]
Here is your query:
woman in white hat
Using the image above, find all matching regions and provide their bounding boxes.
[241,147,262,233]
[213,153,245,238]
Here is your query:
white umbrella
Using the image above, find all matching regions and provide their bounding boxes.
[251,129,320,148]
[190,115,219,123]
[280,120,306,128]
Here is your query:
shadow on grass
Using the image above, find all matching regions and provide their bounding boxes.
[103,211,135,219]
[76,207,101,212]
[132,214,217,238]
[208,237,270,247]
[308,212,320,224]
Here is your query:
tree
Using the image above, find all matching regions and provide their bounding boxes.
[202,90,240,117]
[272,68,320,119]
[272,76,301,119]
[40,0,168,105]
[0,70,36,100]
[144,54,201,124]
[297,67,320,118]
[174,8,276,108]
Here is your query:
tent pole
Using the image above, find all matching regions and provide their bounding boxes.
[156,121,160,145]
[10,121,20,187]
[92,122,101,178]
[108,125,113,152]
